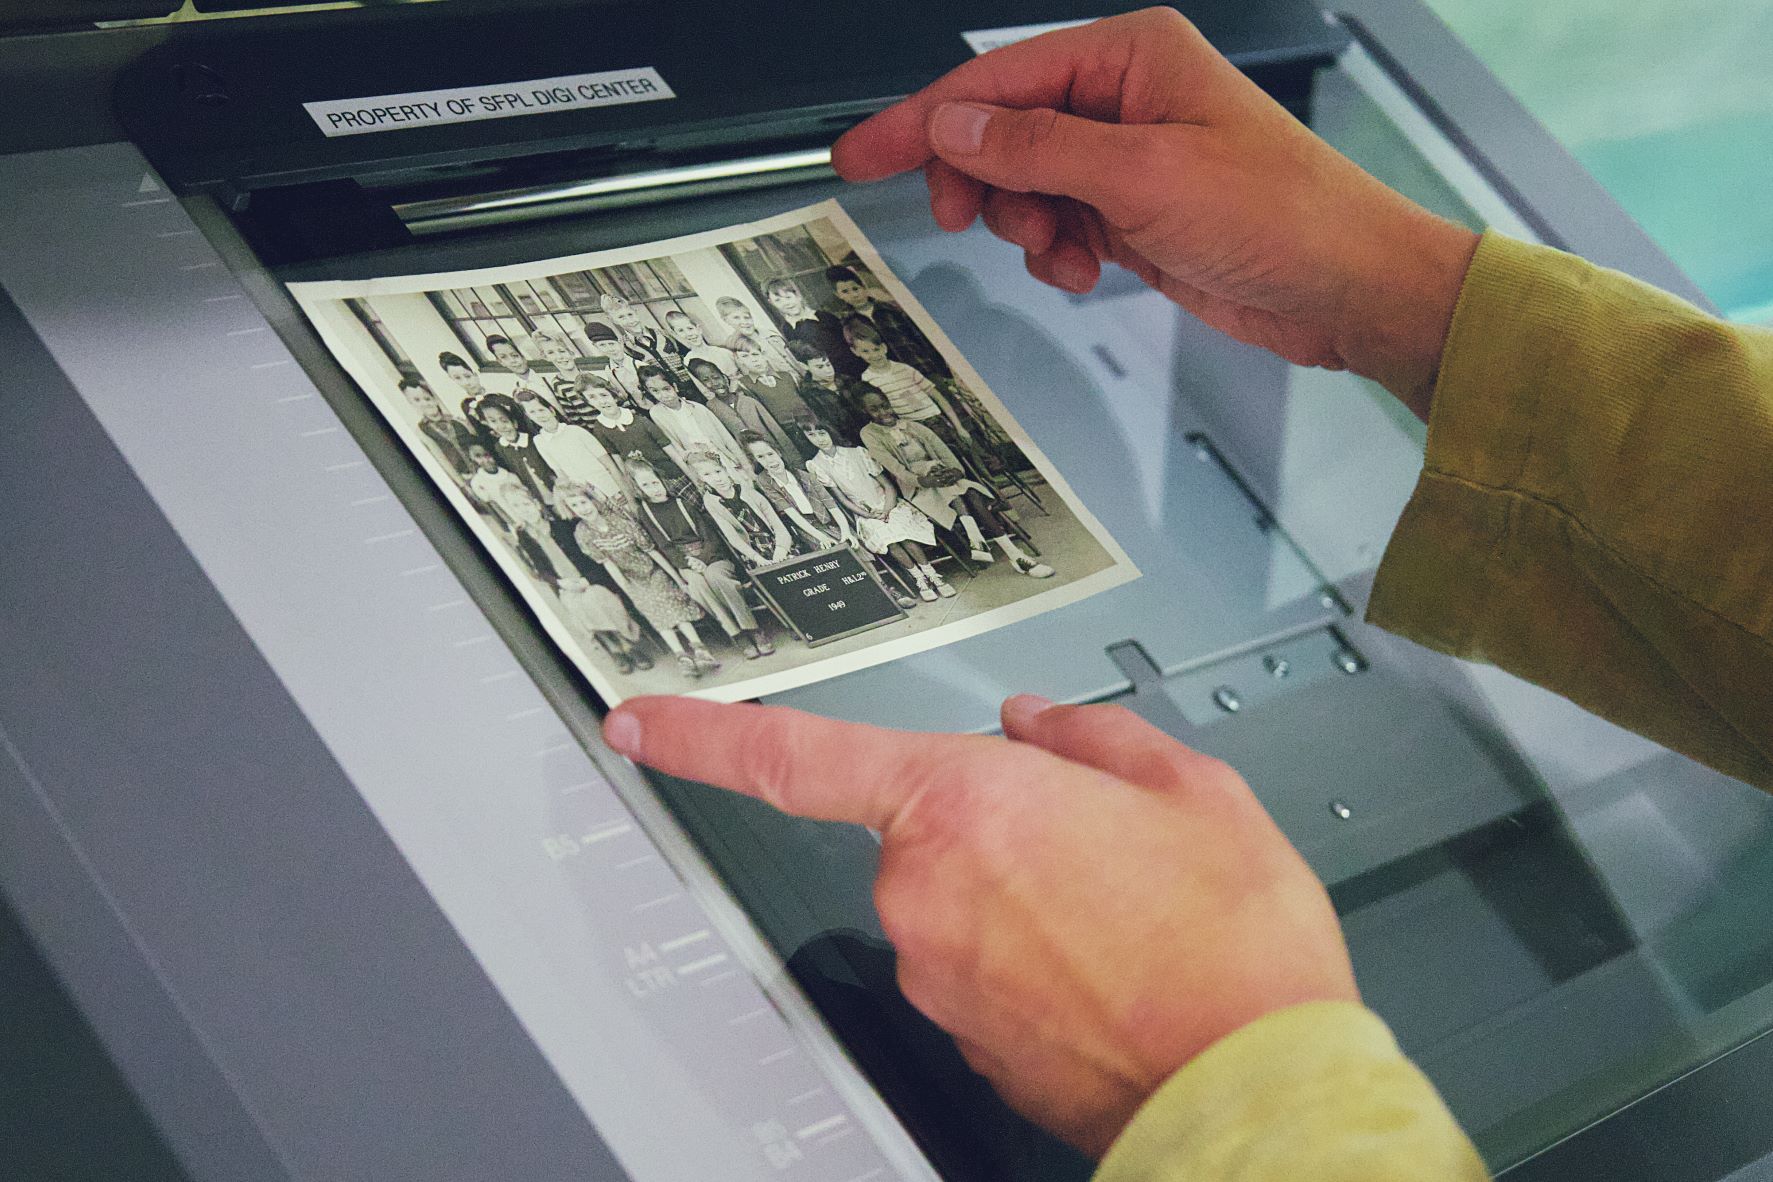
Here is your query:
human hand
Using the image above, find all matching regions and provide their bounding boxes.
[602,694,1358,1155]
[831,7,1480,416]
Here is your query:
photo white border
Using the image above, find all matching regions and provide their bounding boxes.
[289,199,1139,706]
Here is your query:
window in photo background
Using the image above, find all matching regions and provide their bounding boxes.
[428,258,705,372]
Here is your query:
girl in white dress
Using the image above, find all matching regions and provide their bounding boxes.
[802,421,950,603]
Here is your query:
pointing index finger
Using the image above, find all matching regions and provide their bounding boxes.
[604,696,1000,832]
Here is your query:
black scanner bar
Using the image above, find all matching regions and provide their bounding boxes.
[114,0,1346,262]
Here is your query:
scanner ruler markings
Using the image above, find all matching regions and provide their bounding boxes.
[676,953,729,976]
[0,144,936,1182]
[660,929,711,953]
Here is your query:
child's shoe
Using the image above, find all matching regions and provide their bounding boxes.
[677,653,703,679]
[931,575,957,598]
[1012,557,1055,579]
[693,648,721,674]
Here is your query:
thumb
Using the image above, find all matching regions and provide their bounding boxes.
[1000,695,1235,802]
[927,102,1168,230]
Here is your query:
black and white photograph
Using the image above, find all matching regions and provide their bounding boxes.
[289,200,1137,704]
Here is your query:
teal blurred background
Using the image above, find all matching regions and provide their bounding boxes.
[1426,0,1773,324]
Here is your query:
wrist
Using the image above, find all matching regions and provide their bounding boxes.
[1335,207,1479,420]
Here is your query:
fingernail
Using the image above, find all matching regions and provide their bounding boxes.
[1002,693,1056,730]
[1053,256,1093,293]
[931,103,991,155]
[603,709,643,758]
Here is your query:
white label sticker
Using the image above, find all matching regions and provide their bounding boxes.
[961,19,1094,55]
[303,67,675,137]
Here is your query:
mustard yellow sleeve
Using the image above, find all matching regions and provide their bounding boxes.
[1093,1002,1487,1182]
[1369,231,1773,789]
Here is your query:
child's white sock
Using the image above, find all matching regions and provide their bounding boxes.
[993,535,1032,564]
[918,563,944,584]
[959,514,988,551]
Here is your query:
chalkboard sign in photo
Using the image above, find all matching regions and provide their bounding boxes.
[751,547,906,647]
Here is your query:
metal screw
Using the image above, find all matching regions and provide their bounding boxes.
[1263,655,1290,679]
[1332,648,1367,675]
[1329,799,1353,820]
[1319,590,1340,610]
[1212,686,1242,714]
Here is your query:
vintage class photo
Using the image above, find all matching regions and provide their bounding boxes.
[290,201,1137,704]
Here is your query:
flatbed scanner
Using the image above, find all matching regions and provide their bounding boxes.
[5,2,1773,1180]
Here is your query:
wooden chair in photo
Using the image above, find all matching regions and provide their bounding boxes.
[943,382,1049,519]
